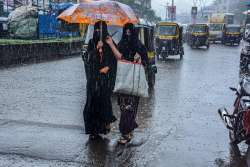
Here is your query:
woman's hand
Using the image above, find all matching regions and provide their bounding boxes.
[134,52,142,63]
[106,36,123,60]
[99,66,110,74]
[105,36,114,47]
[97,41,103,49]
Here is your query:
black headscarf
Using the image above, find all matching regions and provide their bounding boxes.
[86,21,117,93]
[120,23,138,57]
[93,21,109,47]
[118,23,148,65]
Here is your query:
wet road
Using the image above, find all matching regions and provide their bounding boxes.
[0,44,244,166]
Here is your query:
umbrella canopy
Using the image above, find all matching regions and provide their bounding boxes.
[57,0,138,26]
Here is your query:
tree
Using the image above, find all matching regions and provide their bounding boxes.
[117,0,160,22]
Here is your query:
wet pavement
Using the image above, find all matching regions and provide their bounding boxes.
[0,44,246,166]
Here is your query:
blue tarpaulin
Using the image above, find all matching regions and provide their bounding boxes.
[38,3,79,38]
[38,14,80,38]
[38,14,59,35]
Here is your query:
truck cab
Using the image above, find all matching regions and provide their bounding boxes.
[208,23,224,43]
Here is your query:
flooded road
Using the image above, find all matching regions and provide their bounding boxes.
[0,44,245,166]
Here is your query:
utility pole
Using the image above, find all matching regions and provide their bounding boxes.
[192,0,198,24]
[226,0,229,13]
[166,2,169,21]
[171,0,174,22]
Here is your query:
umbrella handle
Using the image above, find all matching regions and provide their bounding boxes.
[100,20,103,42]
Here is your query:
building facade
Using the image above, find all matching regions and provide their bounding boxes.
[134,0,151,9]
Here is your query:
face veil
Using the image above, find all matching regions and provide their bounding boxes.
[93,21,109,46]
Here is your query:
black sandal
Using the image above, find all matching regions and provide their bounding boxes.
[89,134,101,140]
[118,134,132,145]
[104,124,111,134]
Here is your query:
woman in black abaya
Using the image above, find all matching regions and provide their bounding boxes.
[106,23,149,144]
[83,21,117,139]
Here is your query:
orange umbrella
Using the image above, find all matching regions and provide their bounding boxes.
[57,0,138,26]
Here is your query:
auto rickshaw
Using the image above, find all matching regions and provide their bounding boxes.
[155,22,184,60]
[136,20,157,88]
[187,24,209,49]
[222,24,242,46]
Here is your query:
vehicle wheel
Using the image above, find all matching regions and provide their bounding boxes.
[180,49,184,60]
[229,139,241,157]
[190,43,194,48]
[229,130,235,142]
[229,130,241,148]
[240,54,249,74]
[163,55,167,61]
[207,43,210,49]
[180,53,183,60]
[157,54,160,61]
[222,39,225,45]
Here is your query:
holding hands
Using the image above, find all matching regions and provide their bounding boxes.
[100,66,110,74]
[105,36,114,47]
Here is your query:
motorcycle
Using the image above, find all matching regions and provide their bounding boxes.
[218,76,250,146]
[240,38,250,75]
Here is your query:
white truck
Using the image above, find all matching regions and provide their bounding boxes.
[208,13,235,43]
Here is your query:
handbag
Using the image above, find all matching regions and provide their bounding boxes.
[113,60,149,97]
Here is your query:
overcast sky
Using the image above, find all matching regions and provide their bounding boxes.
[152,0,214,18]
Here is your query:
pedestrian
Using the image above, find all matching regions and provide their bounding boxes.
[106,23,149,144]
[83,21,117,140]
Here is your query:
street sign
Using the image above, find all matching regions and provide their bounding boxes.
[168,5,176,21]
[191,6,197,16]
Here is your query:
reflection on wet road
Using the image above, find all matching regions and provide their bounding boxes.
[0,44,245,166]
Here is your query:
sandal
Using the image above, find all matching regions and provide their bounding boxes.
[105,124,111,134]
[89,134,101,140]
[129,132,134,138]
[118,134,132,145]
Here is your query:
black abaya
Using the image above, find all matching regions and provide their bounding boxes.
[117,23,149,135]
[83,21,117,135]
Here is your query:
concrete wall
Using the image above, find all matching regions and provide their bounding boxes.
[0,40,83,67]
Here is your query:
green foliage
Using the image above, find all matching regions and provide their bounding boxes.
[117,0,160,22]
